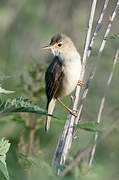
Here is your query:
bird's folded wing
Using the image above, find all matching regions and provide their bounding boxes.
[45,56,64,104]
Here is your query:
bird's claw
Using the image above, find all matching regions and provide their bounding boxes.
[71,109,78,117]
[77,80,84,86]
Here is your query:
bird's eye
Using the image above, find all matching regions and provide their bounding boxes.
[58,43,62,47]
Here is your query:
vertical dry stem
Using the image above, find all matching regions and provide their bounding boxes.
[87,0,110,58]
[61,115,119,176]
[88,48,119,166]
[61,145,92,176]
[28,128,35,156]
[75,0,119,125]
[53,0,98,174]
[53,0,119,174]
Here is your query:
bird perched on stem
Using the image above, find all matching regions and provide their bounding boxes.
[43,33,83,132]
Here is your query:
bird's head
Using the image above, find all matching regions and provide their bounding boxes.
[42,33,77,58]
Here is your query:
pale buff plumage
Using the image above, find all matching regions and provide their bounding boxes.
[43,33,82,131]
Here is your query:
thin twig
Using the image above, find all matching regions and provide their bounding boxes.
[75,0,119,125]
[61,145,92,176]
[61,117,119,176]
[87,0,110,58]
[88,48,119,166]
[28,128,35,156]
[27,118,36,180]
[52,0,98,174]
[57,0,119,173]
[27,128,35,180]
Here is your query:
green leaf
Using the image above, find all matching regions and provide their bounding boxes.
[0,138,11,180]
[0,97,54,117]
[0,87,15,94]
[106,34,119,40]
[75,122,103,132]
[0,161,9,180]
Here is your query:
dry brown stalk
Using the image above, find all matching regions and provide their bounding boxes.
[61,145,92,176]
[53,0,119,174]
[88,48,119,166]
[61,116,119,176]
[87,0,110,58]
[52,0,98,174]
[75,0,119,126]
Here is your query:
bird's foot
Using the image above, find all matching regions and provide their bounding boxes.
[70,109,77,117]
[56,97,78,117]
[77,80,84,86]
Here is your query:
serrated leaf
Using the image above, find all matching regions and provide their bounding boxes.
[0,161,9,180]
[75,122,103,132]
[0,97,55,117]
[0,138,10,156]
[0,87,15,94]
[0,138,11,180]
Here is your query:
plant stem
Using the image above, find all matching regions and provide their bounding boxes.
[87,0,110,58]
[52,0,98,174]
[75,0,119,125]
[88,48,119,166]
[61,145,92,176]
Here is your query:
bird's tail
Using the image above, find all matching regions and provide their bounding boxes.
[45,98,56,132]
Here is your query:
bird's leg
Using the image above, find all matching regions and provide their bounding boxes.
[56,97,77,117]
[77,80,84,86]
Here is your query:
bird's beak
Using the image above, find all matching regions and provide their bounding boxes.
[42,45,52,50]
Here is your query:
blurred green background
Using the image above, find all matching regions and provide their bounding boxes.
[0,0,119,180]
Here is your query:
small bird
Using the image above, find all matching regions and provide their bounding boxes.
[43,33,82,131]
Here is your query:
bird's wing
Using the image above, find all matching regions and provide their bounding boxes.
[45,56,64,107]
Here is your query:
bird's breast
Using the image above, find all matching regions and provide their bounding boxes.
[59,61,81,96]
